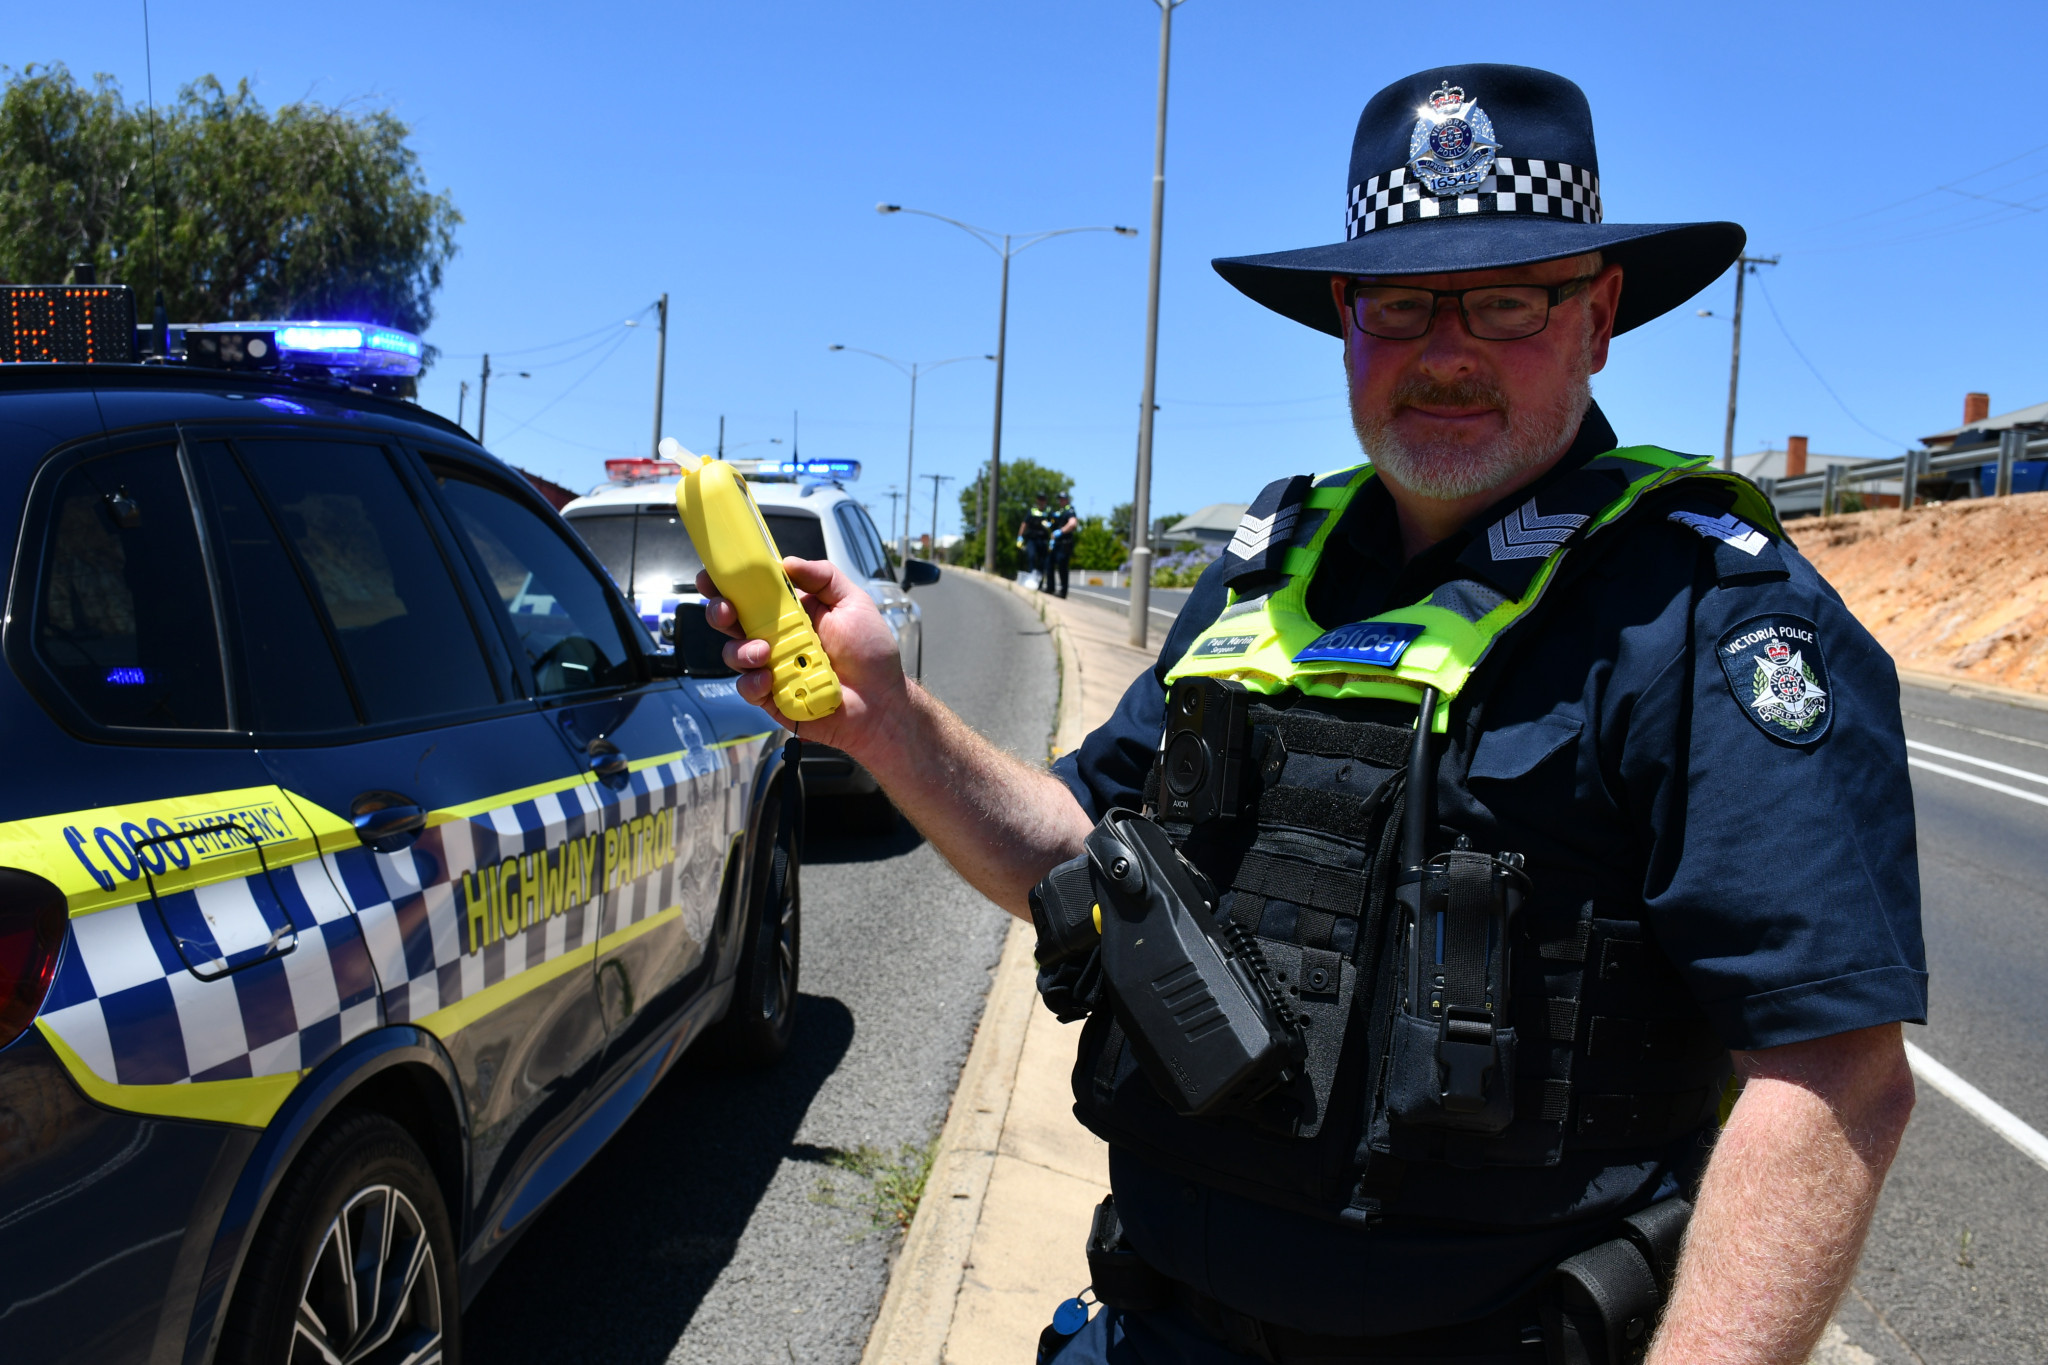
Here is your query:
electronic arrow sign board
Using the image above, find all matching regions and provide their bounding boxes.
[0,285,137,364]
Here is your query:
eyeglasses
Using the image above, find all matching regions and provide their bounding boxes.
[1341,275,1597,341]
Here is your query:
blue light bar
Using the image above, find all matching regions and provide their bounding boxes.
[775,460,860,480]
[192,319,425,378]
[105,667,148,686]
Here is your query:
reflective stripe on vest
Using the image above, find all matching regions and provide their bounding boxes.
[1164,446,1783,731]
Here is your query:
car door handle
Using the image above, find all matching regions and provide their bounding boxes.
[587,740,630,780]
[351,792,427,851]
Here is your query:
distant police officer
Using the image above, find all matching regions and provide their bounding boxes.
[1021,490,1056,583]
[1045,491,1080,597]
[704,65,1924,1365]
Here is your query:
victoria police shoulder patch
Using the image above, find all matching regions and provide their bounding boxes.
[1717,613,1832,745]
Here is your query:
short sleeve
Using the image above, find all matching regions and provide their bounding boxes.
[1625,535,1927,1051]
[1053,556,1233,818]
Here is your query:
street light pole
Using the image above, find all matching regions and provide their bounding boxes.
[650,292,669,458]
[829,345,994,562]
[1130,0,1187,648]
[1717,255,1777,472]
[477,353,491,444]
[878,205,1137,574]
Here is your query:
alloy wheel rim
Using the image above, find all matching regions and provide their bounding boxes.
[294,1183,443,1365]
[763,874,797,1023]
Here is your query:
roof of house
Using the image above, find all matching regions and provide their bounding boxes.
[1166,503,1251,540]
[1923,399,2048,449]
[1731,448,1885,481]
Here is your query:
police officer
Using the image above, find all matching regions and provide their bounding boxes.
[1021,490,1055,585]
[703,65,1923,1365]
[1045,490,1080,597]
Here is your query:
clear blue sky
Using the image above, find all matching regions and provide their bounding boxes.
[20,1,2048,538]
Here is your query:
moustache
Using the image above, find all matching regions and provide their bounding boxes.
[1387,376,1508,416]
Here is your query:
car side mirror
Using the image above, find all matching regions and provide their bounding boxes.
[672,601,738,678]
[901,558,941,590]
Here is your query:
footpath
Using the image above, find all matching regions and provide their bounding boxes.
[860,574,1155,1365]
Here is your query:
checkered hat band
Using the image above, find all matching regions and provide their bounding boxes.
[1345,158,1603,239]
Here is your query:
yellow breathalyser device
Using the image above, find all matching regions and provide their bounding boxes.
[663,438,843,722]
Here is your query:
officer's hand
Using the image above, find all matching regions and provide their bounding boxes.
[695,558,908,753]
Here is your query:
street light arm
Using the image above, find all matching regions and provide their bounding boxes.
[1011,224,1141,256]
[878,205,1005,254]
[920,353,999,375]
[828,344,914,378]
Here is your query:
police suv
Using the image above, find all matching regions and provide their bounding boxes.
[0,285,801,1364]
[561,456,939,832]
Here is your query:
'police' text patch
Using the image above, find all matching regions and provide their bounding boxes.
[1294,621,1425,669]
[1191,633,1259,659]
[1717,613,1832,745]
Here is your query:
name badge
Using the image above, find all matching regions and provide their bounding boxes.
[1191,633,1259,659]
[1293,621,1425,669]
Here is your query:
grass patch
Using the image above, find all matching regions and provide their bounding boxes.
[813,1137,939,1234]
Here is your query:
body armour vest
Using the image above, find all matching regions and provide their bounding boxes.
[1060,446,1785,1225]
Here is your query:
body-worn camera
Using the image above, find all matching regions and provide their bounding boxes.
[1157,678,1252,825]
[1029,808,1303,1116]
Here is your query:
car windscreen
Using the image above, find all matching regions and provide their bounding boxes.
[761,510,827,564]
[568,509,705,596]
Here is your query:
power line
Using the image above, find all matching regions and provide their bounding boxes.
[440,304,657,360]
[488,326,642,445]
[1752,275,1910,451]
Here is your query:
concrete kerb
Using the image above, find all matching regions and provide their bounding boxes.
[858,568,1078,1365]
[1896,666,2048,715]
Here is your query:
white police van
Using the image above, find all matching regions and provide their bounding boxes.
[561,456,940,831]
[0,284,802,1364]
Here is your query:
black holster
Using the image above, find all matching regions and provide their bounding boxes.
[1543,1196,1692,1365]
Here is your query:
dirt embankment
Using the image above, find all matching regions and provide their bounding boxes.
[1795,492,2048,694]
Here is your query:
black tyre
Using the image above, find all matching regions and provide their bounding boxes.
[218,1110,458,1365]
[840,789,899,837]
[707,807,801,1068]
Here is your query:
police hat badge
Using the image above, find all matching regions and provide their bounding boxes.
[1409,81,1500,195]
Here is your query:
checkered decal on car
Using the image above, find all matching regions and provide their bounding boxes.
[335,759,695,1028]
[1346,158,1601,238]
[36,858,382,1086]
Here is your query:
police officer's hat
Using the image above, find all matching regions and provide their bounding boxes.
[1214,64,1743,337]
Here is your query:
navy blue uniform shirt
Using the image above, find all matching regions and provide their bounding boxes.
[1051,404,1927,1335]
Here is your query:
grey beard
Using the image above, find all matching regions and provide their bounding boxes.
[1352,354,1594,501]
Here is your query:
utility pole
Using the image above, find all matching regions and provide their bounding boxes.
[477,353,492,445]
[458,380,469,432]
[985,239,1012,573]
[885,487,902,552]
[926,472,954,555]
[1129,0,1187,647]
[650,293,669,458]
[716,414,725,459]
[1719,255,1778,472]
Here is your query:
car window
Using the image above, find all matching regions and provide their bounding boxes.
[189,441,360,733]
[851,502,894,576]
[833,505,878,578]
[761,510,827,564]
[567,509,706,597]
[32,443,228,730]
[432,467,639,696]
[570,511,637,592]
[234,440,501,725]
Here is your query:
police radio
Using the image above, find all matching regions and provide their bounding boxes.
[1029,808,1304,1117]
[664,439,842,723]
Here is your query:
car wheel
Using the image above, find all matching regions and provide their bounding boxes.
[217,1110,459,1365]
[707,810,801,1068]
[841,789,899,837]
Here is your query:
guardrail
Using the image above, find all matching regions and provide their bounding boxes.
[1764,428,2048,514]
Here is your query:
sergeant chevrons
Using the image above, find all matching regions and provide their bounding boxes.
[1069,446,1785,1222]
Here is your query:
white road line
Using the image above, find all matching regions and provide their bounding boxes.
[1904,739,2048,786]
[1905,1041,2048,1174]
[1903,709,2048,754]
[1906,757,2048,808]
[1068,588,1180,620]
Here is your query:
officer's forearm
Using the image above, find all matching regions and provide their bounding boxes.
[854,678,1094,917]
[1646,1024,1915,1365]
